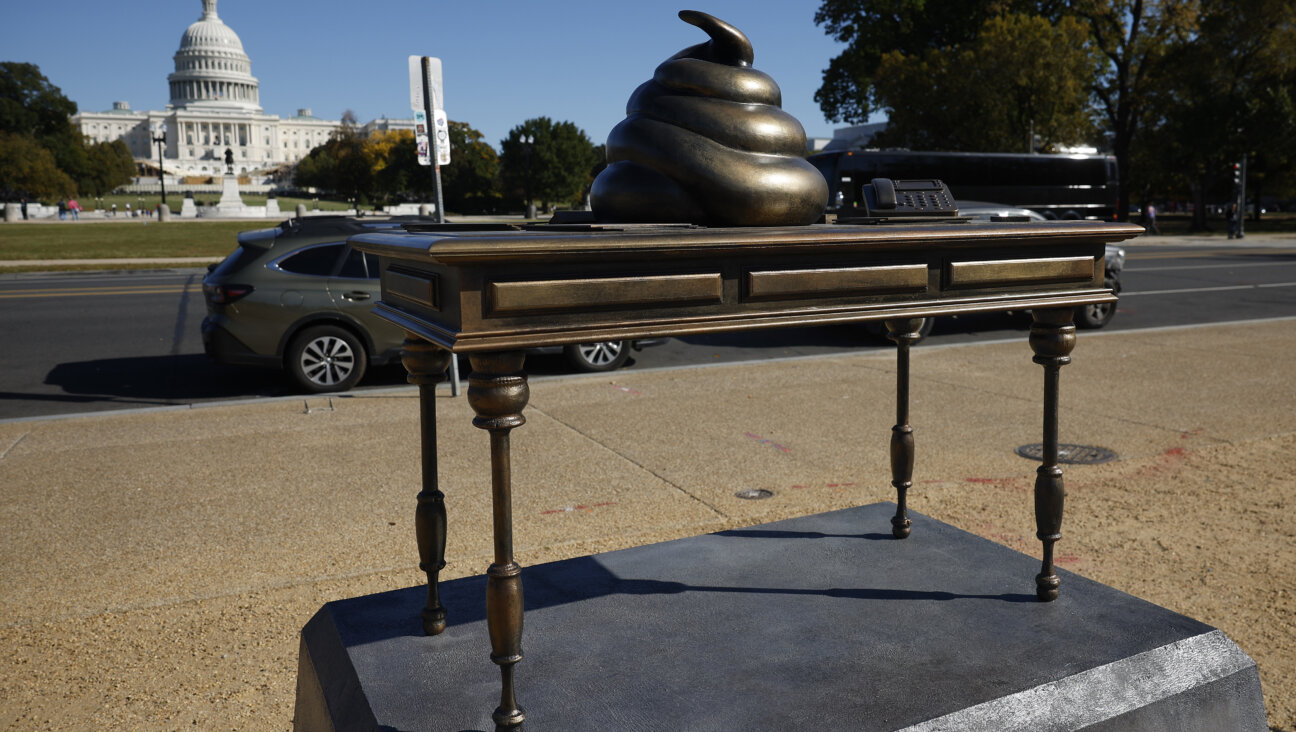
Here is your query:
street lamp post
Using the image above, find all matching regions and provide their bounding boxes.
[1237,155,1247,239]
[522,134,536,219]
[152,123,168,206]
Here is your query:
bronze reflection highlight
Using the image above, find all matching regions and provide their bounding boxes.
[591,10,829,227]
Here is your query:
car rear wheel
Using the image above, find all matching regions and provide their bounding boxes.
[288,324,368,392]
[564,341,631,372]
[1076,277,1119,329]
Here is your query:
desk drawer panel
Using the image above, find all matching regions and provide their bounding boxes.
[947,256,1095,289]
[745,264,929,300]
[488,273,723,315]
[384,268,439,310]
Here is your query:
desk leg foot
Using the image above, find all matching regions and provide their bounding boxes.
[489,562,525,732]
[1029,309,1075,602]
[886,319,923,539]
[469,351,529,730]
[402,339,453,635]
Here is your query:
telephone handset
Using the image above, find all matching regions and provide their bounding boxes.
[858,178,958,217]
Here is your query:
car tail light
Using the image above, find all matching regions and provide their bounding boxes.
[205,283,254,304]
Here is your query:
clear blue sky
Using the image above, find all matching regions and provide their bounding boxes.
[3,0,862,152]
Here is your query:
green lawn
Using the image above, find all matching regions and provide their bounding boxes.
[0,220,272,263]
[0,194,361,269]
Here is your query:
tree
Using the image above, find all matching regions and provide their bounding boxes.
[499,117,599,212]
[79,140,136,197]
[1068,0,1198,220]
[367,129,415,205]
[1123,0,1296,227]
[813,1,1201,219]
[293,144,336,192]
[0,131,76,199]
[813,1,1059,124]
[871,13,1100,151]
[293,127,373,204]
[1,61,141,201]
[370,121,501,213]
[440,121,500,213]
[297,120,503,214]
[0,62,77,139]
[0,62,89,183]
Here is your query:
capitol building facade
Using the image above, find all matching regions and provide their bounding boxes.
[71,0,409,181]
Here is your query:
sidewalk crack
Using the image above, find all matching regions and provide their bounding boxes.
[0,432,29,461]
[527,404,728,519]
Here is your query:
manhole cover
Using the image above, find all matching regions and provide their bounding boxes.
[735,488,775,500]
[1014,443,1118,465]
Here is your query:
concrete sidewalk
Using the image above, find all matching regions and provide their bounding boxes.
[0,320,1293,729]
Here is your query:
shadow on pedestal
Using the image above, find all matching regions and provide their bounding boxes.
[294,503,1267,731]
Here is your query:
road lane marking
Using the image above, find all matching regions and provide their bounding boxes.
[1126,247,1296,260]
[1126,261,1296,272]
[0,285,201,299]
[1120,281,1296,296]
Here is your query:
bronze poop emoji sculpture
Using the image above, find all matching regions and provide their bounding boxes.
[590,10,829,227]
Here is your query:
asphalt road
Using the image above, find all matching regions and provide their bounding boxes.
[2,241,1294,421]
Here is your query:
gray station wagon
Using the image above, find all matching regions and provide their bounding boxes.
[202,216,659,392]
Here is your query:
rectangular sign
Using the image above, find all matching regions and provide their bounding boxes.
[409,55,444,112]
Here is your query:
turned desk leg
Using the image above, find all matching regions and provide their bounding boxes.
[1029,309,1076,602]
[885,318,923,539]
[468,351,529,731]
[402,338,453,636]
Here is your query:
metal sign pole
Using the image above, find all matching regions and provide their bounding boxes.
[421,58,457,392]
[421,57,446,225]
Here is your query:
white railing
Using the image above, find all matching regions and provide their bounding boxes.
[117,182,277,195]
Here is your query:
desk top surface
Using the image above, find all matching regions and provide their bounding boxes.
[351,219,1143,263]
[350,219,1144,352]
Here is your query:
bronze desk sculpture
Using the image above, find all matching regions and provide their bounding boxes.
[590,11,828,226]
[351,218,1143,730]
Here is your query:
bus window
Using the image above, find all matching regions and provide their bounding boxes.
[808,149,1117,219]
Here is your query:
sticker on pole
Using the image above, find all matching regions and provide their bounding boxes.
[414,110,431,166]
[432,109,450,166]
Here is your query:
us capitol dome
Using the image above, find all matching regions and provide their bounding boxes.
[168,0,262,112]
[71,0,412,181]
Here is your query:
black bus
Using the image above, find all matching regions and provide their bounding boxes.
[808,149,1119,220]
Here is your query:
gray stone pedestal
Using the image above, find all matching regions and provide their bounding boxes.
[216,175,244,215]
[294,503,1267,731]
